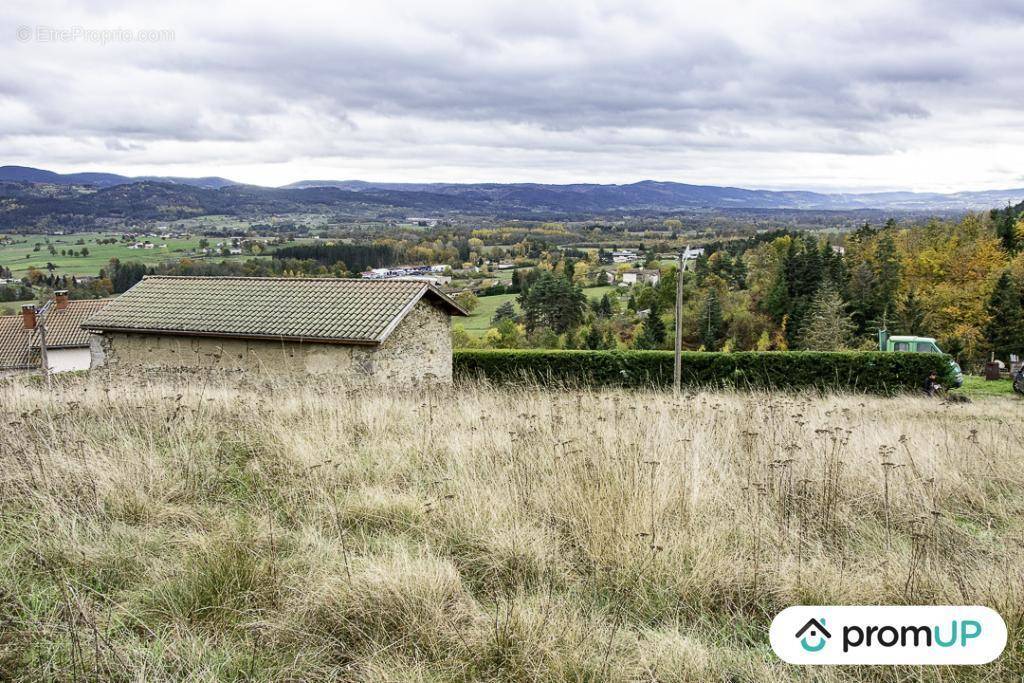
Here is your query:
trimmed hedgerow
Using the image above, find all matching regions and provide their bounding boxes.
[453,350,956,394]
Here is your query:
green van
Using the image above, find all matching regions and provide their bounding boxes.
[878,331,963,387]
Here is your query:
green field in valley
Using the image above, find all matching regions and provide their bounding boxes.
[0,232,265,278]
[460,285,616,336]
[0,298,39,316]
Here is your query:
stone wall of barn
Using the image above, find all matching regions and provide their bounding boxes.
[374,297,453,383]
[92,299,453,384]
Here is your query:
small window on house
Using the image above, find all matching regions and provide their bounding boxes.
[893,342,911,352]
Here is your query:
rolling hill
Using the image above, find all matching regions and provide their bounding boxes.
[2,166,1023,230]
[0,165,236,189]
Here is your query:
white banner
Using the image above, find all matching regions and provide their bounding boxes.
[770,606,1007,665]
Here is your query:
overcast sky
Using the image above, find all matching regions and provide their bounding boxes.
[2,0,1023,191]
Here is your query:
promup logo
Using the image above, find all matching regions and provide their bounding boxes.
[770,606,1006,665]
[795,618,831,652]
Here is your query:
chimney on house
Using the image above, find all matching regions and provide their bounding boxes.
[54,290,69,310]
[21,304,37,330]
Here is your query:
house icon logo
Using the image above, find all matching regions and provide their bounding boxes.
[795,618,831,652]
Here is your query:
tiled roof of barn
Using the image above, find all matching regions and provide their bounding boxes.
[81,276,466,345]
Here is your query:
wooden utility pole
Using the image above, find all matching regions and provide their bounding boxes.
[673,245,689,394]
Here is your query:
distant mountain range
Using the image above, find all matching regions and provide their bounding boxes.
[282,179,1024,212]
[0,165,235,189]
[2,165,1023,218]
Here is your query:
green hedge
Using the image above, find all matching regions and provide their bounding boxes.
[454,350,956,394]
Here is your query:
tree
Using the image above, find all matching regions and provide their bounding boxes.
[107,259,148,293]
[762,237,827,346]
[518,273,587,334]
[798,282,854,350]
[451,324,474,349]
[491,300,517,326]
[699,288,724,350]
[584,325,603,350]
[633,302,667,349]
[454,290,479,313]
[603,328,618,350]
[571,261,590,284]
[995,204,1019,254]
[898,289,926,336]
[483,318,524,349]
[80,247,89,257]
[871,232,901,325]
[983,272,1024,360]
[598,293,613,317]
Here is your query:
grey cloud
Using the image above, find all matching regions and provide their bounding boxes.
[1,1,1023,189]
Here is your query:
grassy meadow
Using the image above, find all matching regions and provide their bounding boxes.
[462,285,616,336]
[958,374,1015,398]
[0,233,263,278]
[1,375,1021,681]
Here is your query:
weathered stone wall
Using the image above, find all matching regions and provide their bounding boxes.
[374,298,453,383]
[89,334,106,369]
[93,299,453,385]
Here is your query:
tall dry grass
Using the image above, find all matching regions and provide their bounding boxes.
[0,374,1022,681]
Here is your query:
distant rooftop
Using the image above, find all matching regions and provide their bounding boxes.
[0,299,109,370]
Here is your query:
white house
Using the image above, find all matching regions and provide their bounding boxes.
[620,269,661,286]
[0,292,108,375]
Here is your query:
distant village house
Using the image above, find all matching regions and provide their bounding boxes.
[611,249,640,264]
[620,269,661,287]
[0,292,108,376]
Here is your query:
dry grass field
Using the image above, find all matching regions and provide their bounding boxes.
[1,376,1022,681]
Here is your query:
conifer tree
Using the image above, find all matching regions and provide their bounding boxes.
[584,325,603,350]
[699,288,724,351]
[983,272,1024,360]
[491,301,517,326]
[799,282,854,350]
[603,328,618,350]
[633,302,667,349]
[898,289,926,336]
[872,232,902,325]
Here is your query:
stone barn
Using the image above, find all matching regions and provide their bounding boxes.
[81,276,467,383]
